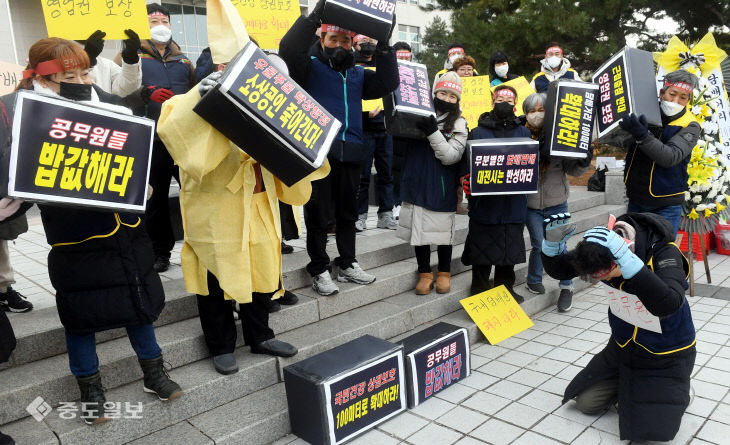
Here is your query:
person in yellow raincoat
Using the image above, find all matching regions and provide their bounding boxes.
[157,0,329,375]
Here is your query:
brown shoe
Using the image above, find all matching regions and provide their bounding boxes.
[436,272,451,294]
[415,273,434,295]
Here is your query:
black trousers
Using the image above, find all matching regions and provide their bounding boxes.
[279,202,299,241]
[145,140,180,258]
[196,272,274,356]
[471,264,515,295]
[304,159,360,276]
[414,245,452,273]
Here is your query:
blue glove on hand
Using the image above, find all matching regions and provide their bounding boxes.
[542,213,576,257]
[618,113,649,141]
[583,226,644,279]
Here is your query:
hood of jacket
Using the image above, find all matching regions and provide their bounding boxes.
[616,212,676,261]
[539,57,573,81]
[476,110,523,130]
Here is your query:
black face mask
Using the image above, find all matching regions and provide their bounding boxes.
[358,43,376,57]
[324,46,355,72]
[433,97,459,114]
[59,81,92,101]
[493,102,515,120]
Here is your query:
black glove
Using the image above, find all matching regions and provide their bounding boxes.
[416,115,439,136]
[308,0,326,23]
[619,113,649,141]
[377,13,397,52]
[84,30,106,67]
[121,29,141,65]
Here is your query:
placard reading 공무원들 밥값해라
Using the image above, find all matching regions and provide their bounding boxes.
[383,60,436,139]
[543,79,598,158]
[7,91,154,213]
[41,0,151,41]
[467,137,539,196]
[194,41,341,186]
[322,0,395,43]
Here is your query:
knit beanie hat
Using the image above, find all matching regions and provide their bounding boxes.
[434,71,463,100]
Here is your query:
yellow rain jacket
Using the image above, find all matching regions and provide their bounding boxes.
[158,88,329,303]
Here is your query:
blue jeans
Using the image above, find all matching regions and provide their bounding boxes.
[358,131,395,215]
[65,324,162,377]
[627,202,682,235]
[526,202,573,289]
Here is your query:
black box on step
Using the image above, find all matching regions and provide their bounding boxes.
[384,60,436,139]
[322,0,394,43]
[194,42,341,186]
[398,322,471,408]
[592,46,661,141]
[284,335,406,445]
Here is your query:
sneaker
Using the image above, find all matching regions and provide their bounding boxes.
[377,211,398,230]
[393,205,401,220]
[153,256,170,273]
[313,271,339,296]
[355,213,367,232]
[557,289,573,312]
[527,282,546,295]
[338,263,376,285]
[0,287,32,313]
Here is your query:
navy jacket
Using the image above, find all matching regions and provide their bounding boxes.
[195,47,214,83]
[462,111,531,225]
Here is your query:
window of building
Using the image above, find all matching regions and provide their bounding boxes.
[163,3,208,61]
[397,24,420,55]
[409,0,418,4]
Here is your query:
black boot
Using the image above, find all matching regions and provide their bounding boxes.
[75,372,109,425]
[139,356,184,401]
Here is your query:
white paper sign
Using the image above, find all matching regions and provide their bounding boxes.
[607,289,662,333]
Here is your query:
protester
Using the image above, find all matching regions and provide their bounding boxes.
[391,41,413,217]
[523,92,591,311]
[138,4,196,273]
[541,212,695,442]
[81,29,142,97]
[0,197,32,313]
[620,69,700,235]
[158,0,328,370]
[6,37,182,425]
[354,34,397,231]
[489,50,518,87]
[393,41,413,61]
[194,47,214,83]
[279,0,399,296]
[397,72,467,295]
[433,43,466,83]
[453,55,476,77]
[460,85,530,302]
[530,42,579,93]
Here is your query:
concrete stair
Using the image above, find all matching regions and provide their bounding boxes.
[0,189,624,444]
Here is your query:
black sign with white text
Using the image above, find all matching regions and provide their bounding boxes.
[468,137,539,195]
[545,80,598,158]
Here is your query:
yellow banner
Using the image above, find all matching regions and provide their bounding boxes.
[491,76,535,117]
[461,76,492,131]
[0,61,24,96]
[362,67,384,112]
[460,285,533,345]
[41,0,151,41]
[231,0,300,50]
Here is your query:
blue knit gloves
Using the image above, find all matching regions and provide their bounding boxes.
[542,213,576,257]
[583,227,644,279]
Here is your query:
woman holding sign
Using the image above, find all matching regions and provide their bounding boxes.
[397,72,468,295]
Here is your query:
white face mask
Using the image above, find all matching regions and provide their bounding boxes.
[547,56,562,68]
[448,54,463,65]
[527,111,545,128]
[495,64,509,78]
[660,100,685,116]
[150,25,172,44]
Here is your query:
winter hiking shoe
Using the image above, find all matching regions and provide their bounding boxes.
[278,290,298,305]
[0,287,32,313]
[313,271,339,296]
[251,339,298,357]
[338,263,376,285]
[415,273,434,295]
[377,211,398,230]
[355,213,367,232]
[139,356,183,401]
[527,282,546,295]
[75,372,110,425]
[558,289,573,312]
[212,353,238,375]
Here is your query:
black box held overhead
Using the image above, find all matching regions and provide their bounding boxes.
[543,79,599,158]
[467,137,539,196]
[384,60,436,140]
[283,335,406,445]
[194,41,341,186]
[322,0,394,43]
[592,46,661,140]
[398,322,471,408]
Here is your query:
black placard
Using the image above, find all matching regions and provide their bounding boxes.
[467,137,539,195]
[408,329,469,406]
[322,0,394,42]
[8,91,153,212]
[594,53,629,136]
[545,80,598,158]
[384,60,435,139]
[325,351,404,444]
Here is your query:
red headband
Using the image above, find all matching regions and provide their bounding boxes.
[148,11,168,18]
[664,81,693,93]
[493,88,516,100]
[435,79,462,94]
[396,50,412,58]
[354,34,369,43]
[22,59,75,79]
[448,47,464,56]
[546,46,562,56]
[321,24,356,37]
